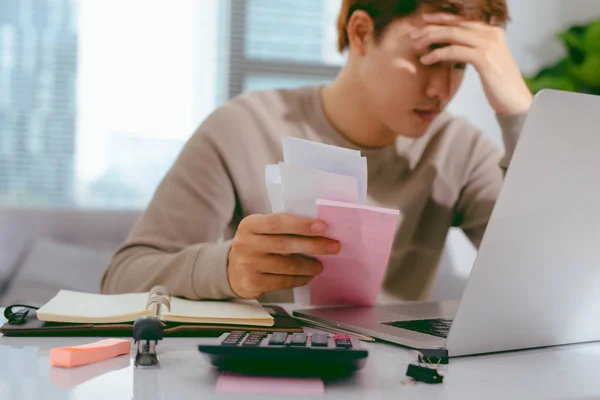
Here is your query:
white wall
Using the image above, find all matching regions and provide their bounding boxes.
[430,0,600,300]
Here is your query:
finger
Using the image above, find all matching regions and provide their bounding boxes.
[419,45,478,66]
[258,254,324,276]
[421,13,486,30]
[411,25,483,50]
[241,213,327,236]
[248,233,341,256]
[255,273,314,293]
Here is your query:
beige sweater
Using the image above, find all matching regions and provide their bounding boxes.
[101,86,526,302]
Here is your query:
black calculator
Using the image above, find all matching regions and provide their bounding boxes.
[198,331,368,377]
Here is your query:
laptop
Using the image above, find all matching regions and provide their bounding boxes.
[294,89,600,357]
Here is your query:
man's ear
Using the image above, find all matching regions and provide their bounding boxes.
[346,10,375,56]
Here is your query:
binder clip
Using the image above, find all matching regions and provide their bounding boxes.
[133,316,164,368]
[4,304,39,324]
[418,348,449,365]
[405,348,448,384]
[406,363,444,384]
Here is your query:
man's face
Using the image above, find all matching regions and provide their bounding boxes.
[355,8,467,138]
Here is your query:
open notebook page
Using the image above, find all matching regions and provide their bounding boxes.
[162,298,274,326]
[37,290,150,323]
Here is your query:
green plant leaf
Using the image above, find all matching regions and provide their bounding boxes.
[525,74,578,94]
[569,54,600,89]
[523,18,600,95]
[583,19,600,53]
[558,24,588,64]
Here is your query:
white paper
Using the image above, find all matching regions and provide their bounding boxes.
[283,136,360,158]
[279,163,359,219]
[282,137,368,204]
[265,164,283,213]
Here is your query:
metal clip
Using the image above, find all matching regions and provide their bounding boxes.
[405,348,447,384]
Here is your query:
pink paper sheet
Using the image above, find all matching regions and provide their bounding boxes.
[311,199,400,306]
[216,372,324,395]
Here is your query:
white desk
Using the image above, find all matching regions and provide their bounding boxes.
[1,307,599,399]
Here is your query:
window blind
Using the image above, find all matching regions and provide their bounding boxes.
[227,0,343,99]
[0,0,343,210]
[0,0,78,207]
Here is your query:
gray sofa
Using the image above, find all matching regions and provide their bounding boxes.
[0,208,140,306]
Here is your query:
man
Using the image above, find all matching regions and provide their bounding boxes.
[101,0,532,302]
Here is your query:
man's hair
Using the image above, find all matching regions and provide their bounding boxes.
[337,0,509,52]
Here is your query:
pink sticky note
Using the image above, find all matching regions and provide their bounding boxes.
[216,372,325,395]
[311,199,400,306]
[50,338,131,368]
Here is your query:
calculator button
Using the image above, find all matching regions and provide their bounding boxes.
[242,338,261,346]
[225,331,246,338]
[310,333,329,347]
[268,332,288,345]
[333,334,351,340]
[289,333,307,346]
[334,334,353,348]
[221,331,247,346]
[242,332,267,347]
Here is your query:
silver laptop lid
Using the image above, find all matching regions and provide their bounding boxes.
[446,89,600,356]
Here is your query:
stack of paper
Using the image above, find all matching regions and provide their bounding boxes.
[265,137,400,306]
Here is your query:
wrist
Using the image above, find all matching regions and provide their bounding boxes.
[498,85,533,116]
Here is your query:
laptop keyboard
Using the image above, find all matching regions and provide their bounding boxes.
[383,318,453,338]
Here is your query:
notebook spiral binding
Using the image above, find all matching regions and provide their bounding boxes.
[145,285,171,317]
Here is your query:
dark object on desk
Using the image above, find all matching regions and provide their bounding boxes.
[199,331,368,378]
[418,348,449,365]
[406,363,444,384]
[133,316,163,368]
[0,304,302,337]
[3,304,40,324]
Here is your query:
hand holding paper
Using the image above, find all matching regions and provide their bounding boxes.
[264,137,400,306]
[227,213,340,299]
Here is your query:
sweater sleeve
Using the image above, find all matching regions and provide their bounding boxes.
[454,112,527,248]
[100,105,247,300]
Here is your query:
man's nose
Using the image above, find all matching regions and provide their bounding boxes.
[425,65,453,101]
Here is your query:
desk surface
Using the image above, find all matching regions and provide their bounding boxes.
[1,307,600,399]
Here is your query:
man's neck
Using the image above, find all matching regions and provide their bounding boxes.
[320,69,396,149]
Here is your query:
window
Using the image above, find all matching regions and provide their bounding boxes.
[227,0,344,99]
[0,0,344,209]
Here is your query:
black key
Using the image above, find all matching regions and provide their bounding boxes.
[383,319,453,339]
[289,333,307,346]
[334,339,352,348]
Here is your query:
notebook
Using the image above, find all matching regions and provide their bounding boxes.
[35,286,274,327]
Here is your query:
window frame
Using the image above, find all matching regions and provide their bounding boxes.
[226,0,341,100]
